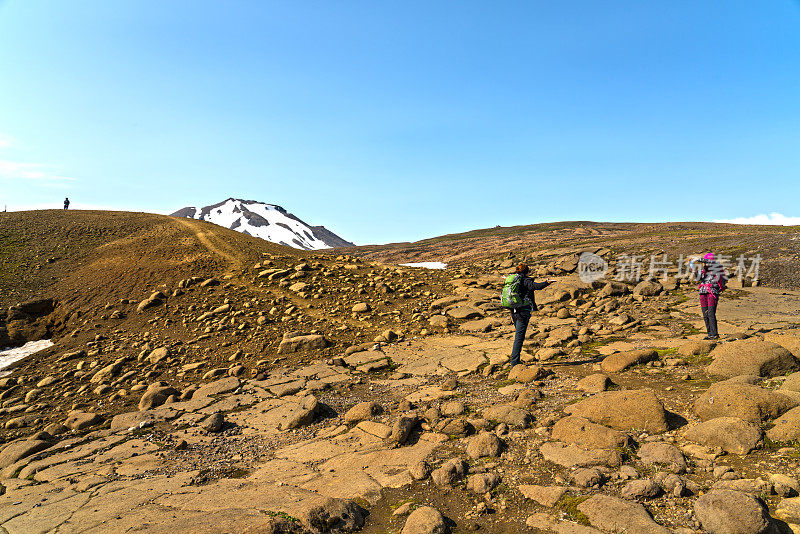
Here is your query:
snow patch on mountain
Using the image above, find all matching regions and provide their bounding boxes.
[171,198,353,250]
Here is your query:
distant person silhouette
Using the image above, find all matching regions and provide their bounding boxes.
[63,197,70,210]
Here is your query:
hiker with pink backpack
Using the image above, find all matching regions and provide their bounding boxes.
[691,253,728,340]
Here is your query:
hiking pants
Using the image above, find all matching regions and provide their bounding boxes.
[700,293,718,338]
[510,307,532,367]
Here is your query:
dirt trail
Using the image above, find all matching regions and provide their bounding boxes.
[173,217,245,272]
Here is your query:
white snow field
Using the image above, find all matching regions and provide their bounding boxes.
[399,262,447,269]
[0,339,53,374]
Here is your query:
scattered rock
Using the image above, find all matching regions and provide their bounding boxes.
[63,410,103,430]
[390,415,419,446]
[540,441,622,468]
[638,441,687,473]
[466,431,503,459]
[678,339,716,356]
[509,364,549,383]
[600,349,657,373]
[518,484,567,507]
[344,401,383,423]
[551,415,631,450]
[278,332,330,354]
[774,496,800,524]
[769,474,800,498]
[483,404,532,429]
[621,478,661,500]
[0,439,49,469]
[431,458,468,487]
[766,405,800,442]
[138,384,178,411]
[202,413,225,433]
[467,472,501,494]
[576,374,612,393]
[297,497,366,533]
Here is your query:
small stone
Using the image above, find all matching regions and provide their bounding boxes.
[201,413,225,433]
[621,478,661,500]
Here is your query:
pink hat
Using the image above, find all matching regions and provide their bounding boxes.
[704,253,715,260]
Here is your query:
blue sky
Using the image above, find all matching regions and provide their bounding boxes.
[1,1,799,244]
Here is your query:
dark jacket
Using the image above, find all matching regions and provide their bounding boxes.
[515,275,551,311]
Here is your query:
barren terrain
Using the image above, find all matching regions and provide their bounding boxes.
[1,210,800,534]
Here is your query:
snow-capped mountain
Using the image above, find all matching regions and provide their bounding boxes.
[171,198,353,250]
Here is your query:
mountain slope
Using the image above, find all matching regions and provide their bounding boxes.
[171,198,353,250]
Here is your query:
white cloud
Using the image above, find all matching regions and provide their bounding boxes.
[0,134,13,148]
[713,213,800,226]
[0,160,76,183]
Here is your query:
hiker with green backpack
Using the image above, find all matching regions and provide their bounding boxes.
[501,263,556,368]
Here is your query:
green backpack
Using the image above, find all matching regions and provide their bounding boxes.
[501,274,527,308]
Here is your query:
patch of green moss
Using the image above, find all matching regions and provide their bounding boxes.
[555,494,591,525]
[264,510,301,522]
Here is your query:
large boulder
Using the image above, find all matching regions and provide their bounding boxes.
[566,389,669,433]
[551,416,630,450]
[694,382,797,423]
[678,339,716,357]
[694,490,775,534]
[508,364,549,383]
[764,332,800,358]
[296,497,366,533]
[577,494,669,533]
[775,497,800,525]
[706,339,799,378]
[138,384,178,411]
[781,372,800,393]
[766,406,800,443]
[445,306,483,320]
[600,349,658,373]
[0,440,50,469]
[684,417,763,454]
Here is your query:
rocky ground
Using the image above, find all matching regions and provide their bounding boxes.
[1,211,800,534]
